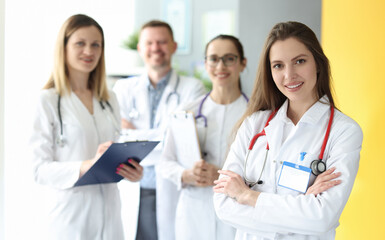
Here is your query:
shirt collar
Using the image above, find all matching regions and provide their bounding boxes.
[276,95,331,125]
[146,70,172,90]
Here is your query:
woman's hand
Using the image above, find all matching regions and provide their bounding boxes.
[182,160,220,187]
[306,167,341,196]
[80,141,113,177]
[213,170,260,206]
[116,159,143,182]
[121,119,136,129]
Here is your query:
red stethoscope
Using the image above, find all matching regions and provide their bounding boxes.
[243,105,334,188]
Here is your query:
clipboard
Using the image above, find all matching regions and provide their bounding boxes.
[74,141,159,187]
[169,111,201,168]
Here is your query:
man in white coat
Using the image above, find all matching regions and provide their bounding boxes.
[113,20,206,240]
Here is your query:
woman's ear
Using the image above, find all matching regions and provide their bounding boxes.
[241,58,247,72]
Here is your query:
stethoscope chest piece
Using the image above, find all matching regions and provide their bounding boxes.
[243,105,334,186]
[56,135,66,148]
[310,159,326,176]
[128,98,140,120]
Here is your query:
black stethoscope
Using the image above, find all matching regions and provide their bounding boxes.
[56,94,120,147]
[195,91,249,155]
[243,105,334,188]
[128,75,180,120]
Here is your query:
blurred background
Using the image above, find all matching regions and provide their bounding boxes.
[0,0,384,239]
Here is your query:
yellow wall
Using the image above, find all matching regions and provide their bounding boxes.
[322,0,385,239]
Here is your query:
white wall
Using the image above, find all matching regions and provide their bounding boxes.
[238,0,322,95]
[0,0,5,239]
[3,0,134,239]
[133,0,321,96]
[134,0,239,77]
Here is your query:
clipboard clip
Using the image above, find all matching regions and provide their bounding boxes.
[173,111,192,119]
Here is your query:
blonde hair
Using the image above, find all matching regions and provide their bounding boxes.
[43,14,109,101]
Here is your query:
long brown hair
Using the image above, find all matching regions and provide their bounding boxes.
[236,21,335,130]
[43,14,109,101]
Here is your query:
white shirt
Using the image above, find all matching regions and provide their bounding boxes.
[160,94,248,240]
[30,88,124,240]
[213,97,363,240]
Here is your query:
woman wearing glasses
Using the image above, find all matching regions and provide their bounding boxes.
[213,22,363,239]
[159,35,248,240]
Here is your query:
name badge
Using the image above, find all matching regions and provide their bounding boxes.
[278,161,311,193]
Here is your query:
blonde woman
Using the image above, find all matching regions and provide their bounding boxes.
[30,14,142,239]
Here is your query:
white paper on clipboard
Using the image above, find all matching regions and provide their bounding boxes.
[169,111,201,168]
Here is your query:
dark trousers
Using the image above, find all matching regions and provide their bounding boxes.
[136,188,158,240]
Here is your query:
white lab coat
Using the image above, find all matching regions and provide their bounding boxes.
[113,70,206,240]
[160,94,248,240]
[30,88,124,240]
[213,97,363,240]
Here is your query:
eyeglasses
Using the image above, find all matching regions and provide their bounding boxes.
[205,54,238,67]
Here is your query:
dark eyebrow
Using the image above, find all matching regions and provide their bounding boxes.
[207,53,237,57]
[291,54,309,61]
[270,53,309,65]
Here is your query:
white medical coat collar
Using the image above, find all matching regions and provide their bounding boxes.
[134,69,178,100]
[264,95,330,155]
[144,69,173,89]
[275,95,331,126]
[136,69,177,90]
[205,92,247,107]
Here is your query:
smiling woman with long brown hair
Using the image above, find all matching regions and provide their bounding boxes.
[213,21,363,240]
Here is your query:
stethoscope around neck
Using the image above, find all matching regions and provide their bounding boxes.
[195,91,249,127]
[195,91,249,155]
[243,105,334,188]
[165,75,180,105]
[56,94,120,147]
[128,75,180,120]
